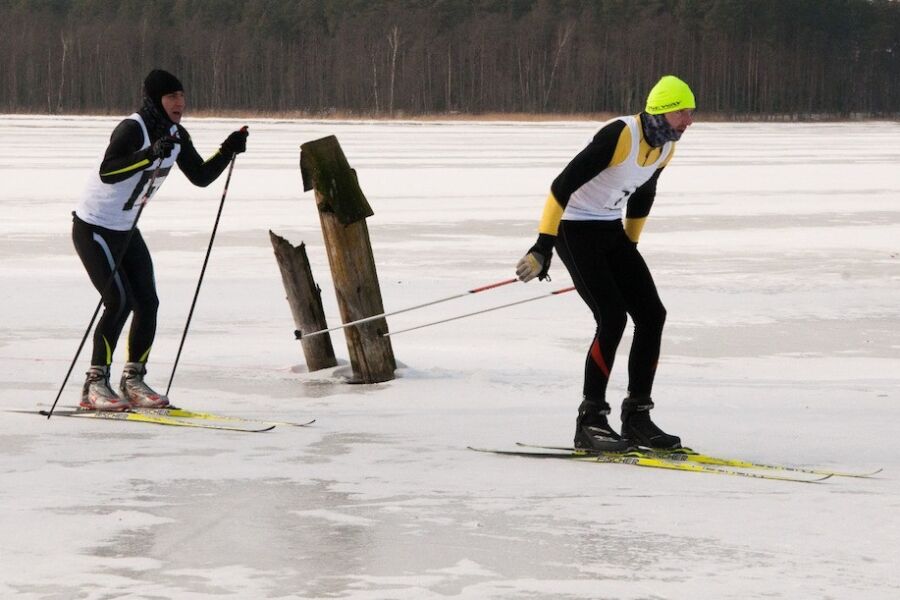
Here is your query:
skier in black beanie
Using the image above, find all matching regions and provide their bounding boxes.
[141,69,185,137]
[71,68,249,411]
[144,68,183,105]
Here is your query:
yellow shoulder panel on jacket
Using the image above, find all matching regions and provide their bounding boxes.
[610,124,631,167]
[661,143,676,168]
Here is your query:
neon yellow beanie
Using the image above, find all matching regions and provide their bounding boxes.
[645,75,696,114]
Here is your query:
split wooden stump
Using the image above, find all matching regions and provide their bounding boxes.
[278,135,396,383]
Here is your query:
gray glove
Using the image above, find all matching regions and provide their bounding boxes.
[515,234,555,282]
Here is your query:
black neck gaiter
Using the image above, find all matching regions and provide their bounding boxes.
[139,95,174,142]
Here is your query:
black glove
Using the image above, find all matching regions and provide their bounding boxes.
[515,233,555,282]
[221,127,248,157]
[148,136,178,160]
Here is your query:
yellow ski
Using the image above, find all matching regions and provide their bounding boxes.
[38,409,274,432]
[469,447,831,483]
[515,443,881,479]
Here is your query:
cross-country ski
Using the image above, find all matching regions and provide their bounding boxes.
[514,443,883,478]
[36,409,275,432]
[468,446,833,483]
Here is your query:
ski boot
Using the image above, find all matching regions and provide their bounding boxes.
[621,395,681,449]
[573,398,632,452]
[120,362,170,408]
[80,366,131,411]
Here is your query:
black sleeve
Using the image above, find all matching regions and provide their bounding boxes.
[98,120,153,184]
[550,119,627,207]
[175,125,232,188]
[625,167,663,220]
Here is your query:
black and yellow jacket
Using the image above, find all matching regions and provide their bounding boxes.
[538,113,675,244]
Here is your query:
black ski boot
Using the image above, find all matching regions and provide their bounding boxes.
[574,399,632,452]
[620,395,681,449]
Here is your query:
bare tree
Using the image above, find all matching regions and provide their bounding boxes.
[542,21,574,111]
[387,25,400,115]
[55,33,70,113]
[446,42,452,111]
[371,52,380,114]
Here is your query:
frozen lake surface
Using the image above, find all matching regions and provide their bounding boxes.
[1,115,898,599]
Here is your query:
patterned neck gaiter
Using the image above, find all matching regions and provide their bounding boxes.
[139,95,174,141]
[640,112,682,147]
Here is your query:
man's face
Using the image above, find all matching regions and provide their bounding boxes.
[161,91,185,123]
[664,108,694,135]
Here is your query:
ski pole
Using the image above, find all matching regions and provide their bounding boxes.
[383,285,576,337]
[294,277,519,340]
[165,134,244,397]
[47,160,164,418]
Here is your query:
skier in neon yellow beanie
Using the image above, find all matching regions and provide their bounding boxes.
[515,75,695,452]
[645,75,696,115]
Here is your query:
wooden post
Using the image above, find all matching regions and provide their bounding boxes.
[300,135,396,383]
[269,230,338,372]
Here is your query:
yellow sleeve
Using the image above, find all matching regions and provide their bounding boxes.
[623,217,646,242]
[537,192,564,236]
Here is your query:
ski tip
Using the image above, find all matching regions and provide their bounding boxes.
[467,446,501,454]
[844,467,883,478]
[268,418,314,427]
[37,409,84,418]
[8,409,59,417]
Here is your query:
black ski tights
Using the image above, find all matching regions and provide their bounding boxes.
[556,220,666,407]
[72,214,159,366]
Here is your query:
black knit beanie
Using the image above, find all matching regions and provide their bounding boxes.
[142,69,183,112]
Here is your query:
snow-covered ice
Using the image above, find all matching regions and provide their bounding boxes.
[1,115,898,599]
